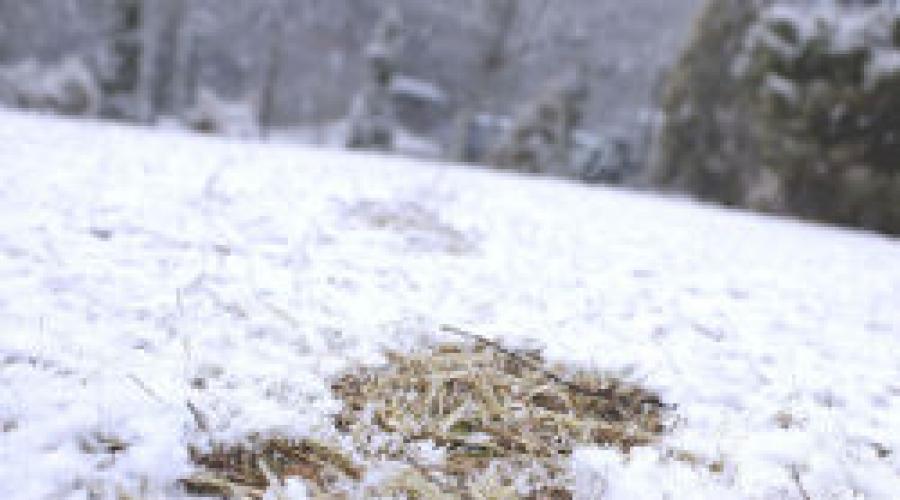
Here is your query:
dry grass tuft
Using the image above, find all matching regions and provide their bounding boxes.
[184,328,671,498]
[185,437,362,498]
[330,327,670,497]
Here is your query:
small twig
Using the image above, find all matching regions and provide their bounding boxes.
[200,285,248,319]
[789,464,811,500]
[128,374,209,433]
[187,400,210,433]
[128,374,165,404]
[261,299,301,329]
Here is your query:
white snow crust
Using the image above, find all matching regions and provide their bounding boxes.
[0,110,898,498]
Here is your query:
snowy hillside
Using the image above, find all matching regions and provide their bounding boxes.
[0,110,898,498]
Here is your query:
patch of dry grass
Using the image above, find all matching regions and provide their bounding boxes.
[184,437,362,498]
[184,327,672,498]
[333,326,670,497]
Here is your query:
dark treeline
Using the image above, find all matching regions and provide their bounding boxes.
[0,0,699,170]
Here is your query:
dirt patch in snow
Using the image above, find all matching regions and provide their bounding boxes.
[344,199,479,255]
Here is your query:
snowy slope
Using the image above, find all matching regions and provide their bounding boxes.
[0,109,898,499]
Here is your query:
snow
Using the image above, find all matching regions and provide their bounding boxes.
[868,48,900,83]
[0,109,899,498]
[758,2,900,58]
[764,74,799,104]
[390,75,447,105]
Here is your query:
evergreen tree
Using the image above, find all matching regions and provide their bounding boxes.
[651,0,900,234]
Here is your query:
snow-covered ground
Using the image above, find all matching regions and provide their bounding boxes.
[0,109,898,499]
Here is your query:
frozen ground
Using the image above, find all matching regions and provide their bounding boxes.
[0,109,898,499]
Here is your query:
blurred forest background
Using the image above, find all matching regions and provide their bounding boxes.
[1,0,899,235]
